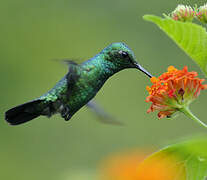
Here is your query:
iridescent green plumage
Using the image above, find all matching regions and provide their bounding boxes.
[5,42,152,125]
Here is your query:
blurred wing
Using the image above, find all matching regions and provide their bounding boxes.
[40,61,80,103]
[86,100,124,126]
[52,58,81,66]
[65,62,80,96]
[62,59,79,66]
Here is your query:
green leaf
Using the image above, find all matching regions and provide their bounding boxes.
[143,15,207,77]
[137,137,207,180]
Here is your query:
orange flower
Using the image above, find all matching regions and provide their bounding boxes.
[99,150,152,180]
[99,149,185,180]
[146,66,207,127]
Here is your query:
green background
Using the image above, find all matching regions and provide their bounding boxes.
[0,0,206,179]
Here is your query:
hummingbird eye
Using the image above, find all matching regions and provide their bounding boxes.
[118,50,129,58]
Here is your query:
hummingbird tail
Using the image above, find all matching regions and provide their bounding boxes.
[5,99,45,125]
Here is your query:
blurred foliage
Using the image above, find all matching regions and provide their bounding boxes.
[97,137,207,180]
[137,137,207,180]
[144,15,207,76]
[0,0,207,179]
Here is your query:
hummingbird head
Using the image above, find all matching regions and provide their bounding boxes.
[102,42,152,78]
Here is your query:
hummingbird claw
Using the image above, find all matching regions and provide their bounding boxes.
[61,106,71,121]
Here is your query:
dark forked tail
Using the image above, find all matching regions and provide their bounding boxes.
[5,99,46,125]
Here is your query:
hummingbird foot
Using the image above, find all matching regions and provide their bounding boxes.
[60,106,71,121]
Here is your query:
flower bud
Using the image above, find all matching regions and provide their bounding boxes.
[171,5,195,22]
[196,4,207,23]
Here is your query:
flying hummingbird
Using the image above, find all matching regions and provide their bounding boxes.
[5,42,152,125]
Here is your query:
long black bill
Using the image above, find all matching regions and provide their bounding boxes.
[134,63,153,78]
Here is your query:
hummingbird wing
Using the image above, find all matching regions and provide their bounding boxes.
[65,61,80,97]
[86,100,124,126]
[40,61,80,104]
[52,58,82,65]
[62,60,79,66]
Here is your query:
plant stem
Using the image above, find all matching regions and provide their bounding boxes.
[180,106,207,128]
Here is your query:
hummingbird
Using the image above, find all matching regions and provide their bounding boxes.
[5,42,152,125]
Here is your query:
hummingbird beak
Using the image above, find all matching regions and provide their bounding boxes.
[134,63,153,78]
